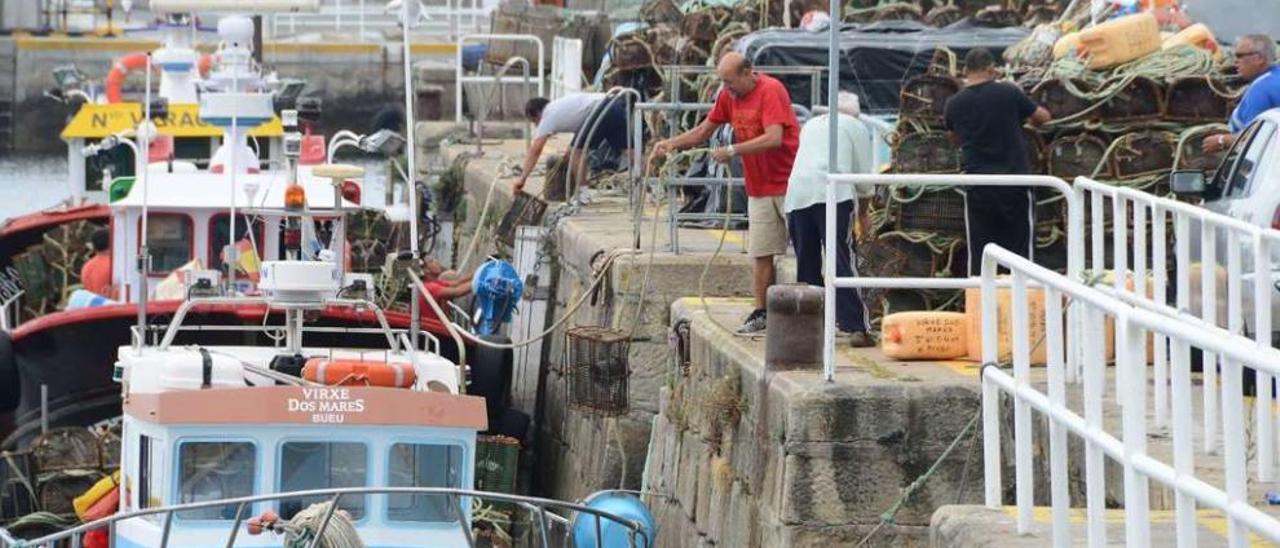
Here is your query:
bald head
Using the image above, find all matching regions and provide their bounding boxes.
[717,52,757,96]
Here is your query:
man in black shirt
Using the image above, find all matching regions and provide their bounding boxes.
[944,48,1052,275]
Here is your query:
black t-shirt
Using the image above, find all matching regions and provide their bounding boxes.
[943,81,1038,175]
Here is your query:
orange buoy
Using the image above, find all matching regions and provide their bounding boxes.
[106,52,215,104]
[302,359,416,388]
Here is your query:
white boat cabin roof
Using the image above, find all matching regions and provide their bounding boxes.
[112,164,359,211]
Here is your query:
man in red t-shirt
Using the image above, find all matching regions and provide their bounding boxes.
[652,52,799,333]
[80,227,113,298]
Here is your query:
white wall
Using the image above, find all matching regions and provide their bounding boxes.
[1184,0,1280,44]
[2,0,42,30]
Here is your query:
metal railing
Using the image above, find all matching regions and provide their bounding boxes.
[551,36,584,100]
[1075,176,1280,482]
[979,244,1280,548]
[660,65,826,108]
[270,0,489,42]
[0,487,652,548]
[821,174,1085,382]
[455,34,545,124]
[634,101,813,255]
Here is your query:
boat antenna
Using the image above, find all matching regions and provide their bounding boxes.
[402,0,421,348]
[227,35,241,292]
[136,51,153,353]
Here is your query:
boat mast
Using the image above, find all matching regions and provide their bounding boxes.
[403,0,421,348]
[136,52,153,353]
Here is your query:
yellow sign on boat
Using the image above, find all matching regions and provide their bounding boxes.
[61,103,284,139]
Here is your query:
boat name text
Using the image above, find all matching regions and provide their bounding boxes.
[287,388,366,423]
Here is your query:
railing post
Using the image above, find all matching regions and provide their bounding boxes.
[823,169,837,382]
[1201,222,1220,454]
[1255,237,1275,482]
[1119,313,1151,547]
[981,250,1002,508]
[1045,287,1071,548]
[1011,271,1034,533]
[1113,194,1129,403]
[1083,305,1107,547]
[1172,213,1199,546]
[1152,204,1169,430]
[1224,231,1248,548]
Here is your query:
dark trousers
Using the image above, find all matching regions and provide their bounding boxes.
[788,200,868,332]
[965,187,1034,276]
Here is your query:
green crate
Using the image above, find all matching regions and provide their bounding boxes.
[474,435,520,495]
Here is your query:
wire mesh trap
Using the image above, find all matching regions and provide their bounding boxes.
[31,428,102,474]
[564,326,631,417]
[892,132,961,174]
[496,191,548,247]
[1048,132,1111,180]
[899,74,961,123]
[1031,78,1096,123]
[1166,77,1238,123]
[1099,76,1166,123]
[892,187,968,236]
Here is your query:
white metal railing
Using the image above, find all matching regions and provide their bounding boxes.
[270,0,489,41]
[1075,176,1280,482]
[821,174,1086,382]
[980,244,1280,548]
[550,36,584,100]
[455,33,545,123]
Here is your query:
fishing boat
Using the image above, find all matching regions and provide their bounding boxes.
[0,0,474,451]
[0,257,655,547]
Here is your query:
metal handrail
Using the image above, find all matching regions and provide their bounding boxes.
[1075,175,1280,485]
[157,297,399,352]
[455,34,546,124]
[979,245,1280,547]
[0,487,652,548]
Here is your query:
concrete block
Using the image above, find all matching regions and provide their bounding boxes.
[929,505,1043,548]
[705,459,733,542]
[722,480,755,548]
[694,449,713,532]
[676,429,701,517]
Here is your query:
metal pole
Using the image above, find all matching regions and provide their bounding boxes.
[40,385,47,435]
[403,0,422,348]
[136,53,153,354]
[822,0,838,382]
[228,49,240,293]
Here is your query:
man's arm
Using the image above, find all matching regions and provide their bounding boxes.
[1027,106,1052,127]
[434,280,473,300]
[653,119,722,156]
[710,124,783,162]
[515,135,550,191]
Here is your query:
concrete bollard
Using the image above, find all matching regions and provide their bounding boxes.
[765,284,824,371]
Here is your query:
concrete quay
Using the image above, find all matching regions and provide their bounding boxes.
[440,135,991,546]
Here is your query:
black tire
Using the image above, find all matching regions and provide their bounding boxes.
[467,335,514,431]
[0,331,19,413]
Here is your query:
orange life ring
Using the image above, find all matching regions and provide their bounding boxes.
[302,358,417,388]
[105,52,215,104]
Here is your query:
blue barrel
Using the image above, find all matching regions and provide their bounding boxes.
[67,289,116,310]
[571,492,657,548]
[462,44,488,71]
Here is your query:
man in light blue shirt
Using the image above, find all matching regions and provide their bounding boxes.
[784,92,872,347]
[1204,34,1280,153]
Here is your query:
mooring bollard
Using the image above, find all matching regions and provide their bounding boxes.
[765,284,823,371]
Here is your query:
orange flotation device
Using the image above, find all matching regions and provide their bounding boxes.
[303,359,416,388]
[106,51,215,104]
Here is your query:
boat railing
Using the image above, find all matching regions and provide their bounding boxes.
[0,487,653,548]
[154,296,404,354]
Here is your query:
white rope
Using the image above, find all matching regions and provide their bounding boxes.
[278,502,365,548]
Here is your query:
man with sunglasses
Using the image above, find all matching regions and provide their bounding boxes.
[1204,35,1280,154]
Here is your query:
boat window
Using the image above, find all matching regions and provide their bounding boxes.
[176,441,256,520]
[141,214,193,274]
[138,435,162,510]
[386,444,464,522]
[278,442,367,520]
[208,214,265,274]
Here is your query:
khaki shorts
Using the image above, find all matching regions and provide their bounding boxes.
[748,195,789,258]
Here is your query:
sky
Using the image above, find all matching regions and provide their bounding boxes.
[1184,0,1280,44]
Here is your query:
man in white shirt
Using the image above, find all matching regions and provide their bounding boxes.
[784,91,873,347]
[515,92,630,194]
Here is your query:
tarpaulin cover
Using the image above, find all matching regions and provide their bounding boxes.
[738,20,1031,113]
